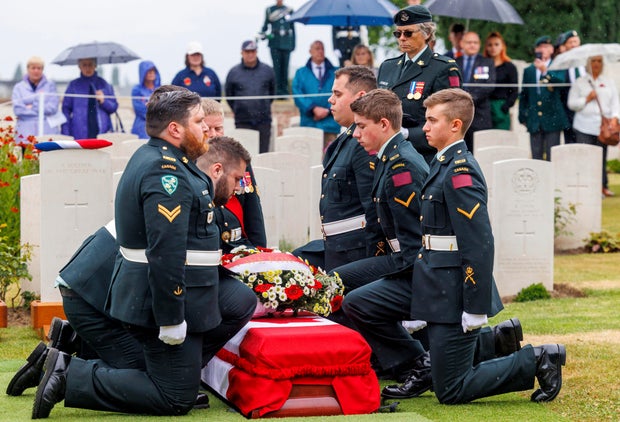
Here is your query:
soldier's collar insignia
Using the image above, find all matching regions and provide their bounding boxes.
[181,157,189,164]
[161,175,178,195]
[438,155,446,162]
[417,60,424,66]
[162,146,168,150]
[382,155,387,162]
[173,285,183,295]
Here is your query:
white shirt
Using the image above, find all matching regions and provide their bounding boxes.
[568,73,620,136]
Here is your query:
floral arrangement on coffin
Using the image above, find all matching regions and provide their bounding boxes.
[222,246,344,317]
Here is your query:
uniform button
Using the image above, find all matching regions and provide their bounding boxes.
[320,194,324,198]
[373,197,377,202]
[429,195,433,200]
[377,218,381,223]
[420,215,423,221]
[333,173,337,177]
[421,194,425,199]
[537,101,542,106]
[224,222,228,227]
[418,253,422,259]
[320,216,324,221]
[538,111,543,116]
[323,174,327,178]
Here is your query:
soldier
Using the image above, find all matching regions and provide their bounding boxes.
[31,87,257,418]
[260,0,295,97]
[383,88,566,403]
[377,4,461,163]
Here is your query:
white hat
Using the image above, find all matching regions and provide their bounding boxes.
[186,41,204,55]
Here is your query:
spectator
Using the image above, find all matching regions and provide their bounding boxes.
[445,23,465,59]
[61,58,118,139]
[484,31,518,130]
[568,55,620,197]
[225,40,275,153]
[131,60,161,139]
[332,25,361,67]
[518,36,568,161]
[12,56,61,143]
[456,31,496,152]
[349,44,378,76]
[292,40,341,150]
[260,0,295,96]
[171,41,221,99]
[556,30,584,144]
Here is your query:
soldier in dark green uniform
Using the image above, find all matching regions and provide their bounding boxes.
[383,88,566,403]
[261,0,295,97]
[377,5,462,163]
[32,87,256,418]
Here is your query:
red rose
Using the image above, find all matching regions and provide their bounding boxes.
[311,279,322,289]
[330,295,343,312]
[254,283,273,293]
[285,285,304,300]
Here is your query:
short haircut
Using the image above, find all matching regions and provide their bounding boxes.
[202,98,224,118]
[449,23,465,34]
[197,136,251,171]
[27,56,44,68]
[334,65,377,93]
[419,21,437,43]
[423,88,474,133]
[145,85,202,137]
[350,89,402,130]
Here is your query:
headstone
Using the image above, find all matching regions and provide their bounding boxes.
[97,133,138,158]
[473,129,520,155]
[251,167,281,248]
[121,139,147,158]
[309,165,324,240]
[38,150,113,301]
[288,115,301,128]
[282,126,324,142]
[112,171,124,208]
[551,144,602,250]
[20,175,41,295]
[227,128,260,157]
[274,135,323,166]
[492,159,554,297]
[253,152,310,249]
[224,117,236,134]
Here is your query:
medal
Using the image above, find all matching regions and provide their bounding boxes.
[408,81,425,101]
[413,92,422,100]
[407,93,414,100]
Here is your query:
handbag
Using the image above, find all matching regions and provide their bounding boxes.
[589,80,620,146]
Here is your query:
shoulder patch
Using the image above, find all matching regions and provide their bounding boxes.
[453,166,470,173]
[158,204,181,223]
[392,162,405,170]
[389,153,400,161]
[161,164,177,171]
[162,155,176,162]
[392,171,412,187]
[432,54,452,63]
[454,158,467,165]
[161,175,178,195]
[452,174,472,189]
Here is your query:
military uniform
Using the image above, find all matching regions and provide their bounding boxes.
[261,3,295,96]
[342,134,430,372]
[377,48,461,162]
[63,138,256,415]
[411,142,536,404]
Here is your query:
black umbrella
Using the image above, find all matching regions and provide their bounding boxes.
[52,41,140,66]
[424,0,524,28]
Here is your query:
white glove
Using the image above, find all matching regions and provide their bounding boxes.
[158,320,187,345]
[461,312,487,333]
[402,320,427,333]
[400,127,410,138]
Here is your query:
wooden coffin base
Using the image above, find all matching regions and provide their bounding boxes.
[249,384,342,419]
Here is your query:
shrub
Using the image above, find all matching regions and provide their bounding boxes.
[584,231,620,253]
[554,191,577,238]
[607,159,620,174]
[515,283,551,302]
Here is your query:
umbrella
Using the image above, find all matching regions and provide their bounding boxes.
[549,43,620,70]
[289,0,399,27]
[424,0,524,26]
[52,41,140,66]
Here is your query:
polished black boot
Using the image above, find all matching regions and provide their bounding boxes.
[32,348,71,419]
[531,344,566,402]
[493,318,523,357]
[381,352,432,399]
[194,393,210,409]
[6,342,48,396]
[47,317,80,355]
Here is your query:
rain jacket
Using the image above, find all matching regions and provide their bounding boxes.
[131,61,161,138]
[171,66,221,98]
[11,74,60,143]
[225,59,275,125]
[61,71,118,138]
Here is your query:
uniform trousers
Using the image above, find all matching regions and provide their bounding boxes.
[529,130,561,161]
[270,48,291,96]
[428,323,536,404]
[64,275,256,416]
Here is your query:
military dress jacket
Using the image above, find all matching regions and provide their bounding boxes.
[456,54,496,132]
[411,142,502,324]
[371,134,429,273]
[215,204,255,254]
[108,137,221,333]
[320,124,384,268]
[518,65,569,133]
[261,4,295,51]
[377,48,462,161]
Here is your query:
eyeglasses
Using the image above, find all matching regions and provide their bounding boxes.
[393,29,421,39]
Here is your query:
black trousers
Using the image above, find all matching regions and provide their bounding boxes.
[270,48,291,96]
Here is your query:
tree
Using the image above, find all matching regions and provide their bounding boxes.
[12,64,23,81]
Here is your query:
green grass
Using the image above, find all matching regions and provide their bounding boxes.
[0,179,618,421]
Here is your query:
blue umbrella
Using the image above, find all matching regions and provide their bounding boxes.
[289,0,399,27]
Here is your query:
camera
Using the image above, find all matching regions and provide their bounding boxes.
[534,52,543,60]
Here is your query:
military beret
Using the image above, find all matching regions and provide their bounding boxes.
[534,35,553,47]
[560,30,579,45]
[394,5,432,26]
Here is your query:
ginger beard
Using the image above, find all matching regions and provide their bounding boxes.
[181,129,208,161]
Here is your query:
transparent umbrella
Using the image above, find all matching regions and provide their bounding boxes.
[549,43,620,70]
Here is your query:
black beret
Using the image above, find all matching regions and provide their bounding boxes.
[394,5,432,26]
[534,35,553,48]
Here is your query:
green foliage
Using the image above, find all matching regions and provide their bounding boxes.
[583,230,620,253]
[514,282,552,302]
[554,191,577,237]
[607,159,620,174]
[0,228,33,307]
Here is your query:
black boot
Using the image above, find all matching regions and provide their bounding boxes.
[194,393,210,409]
[48,317,80,356]
[381,352,432,399]
[531,344,566,402]
[493,318,523,357]
[6,342,48,396]
[32,348,71,419]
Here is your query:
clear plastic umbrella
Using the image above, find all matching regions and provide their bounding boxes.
[548,43,620,70]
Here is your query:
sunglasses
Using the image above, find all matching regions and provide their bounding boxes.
[393,29,421,39]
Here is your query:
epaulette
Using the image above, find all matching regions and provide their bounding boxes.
[432,53,454,63]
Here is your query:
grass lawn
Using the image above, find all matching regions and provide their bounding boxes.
[0,176,618,421]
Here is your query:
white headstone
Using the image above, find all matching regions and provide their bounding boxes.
[39,150,113,301]
[121,139,147,158]
[282,126,324,141]
[309,164,324,240]
[253,152,310,249]
[97,133,138,158]
[473,129,520,155]
[112,171,124,207]
[551,144,602,250]
[492,159,554,297]
[227,128,260,157]
[251,167,281,248]
[274,135,323,166]
[20,174,41,295]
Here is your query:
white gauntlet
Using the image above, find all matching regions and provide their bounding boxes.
[158,320,187,345]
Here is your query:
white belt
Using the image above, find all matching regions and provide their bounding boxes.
[422,235,459,251]
[335,30,360,38]
[388,238,401,253]
[120,247,221,266]
[321,215,366,237]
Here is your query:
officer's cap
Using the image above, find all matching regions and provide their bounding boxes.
[394,5,432,26]
[534,36,553,48]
